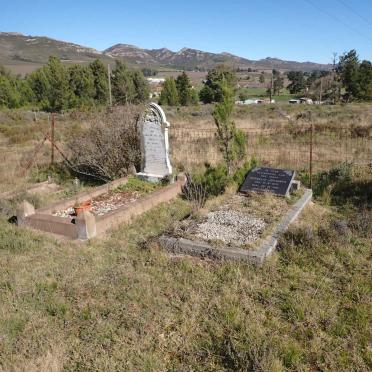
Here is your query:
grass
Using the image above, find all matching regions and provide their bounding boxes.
[237,87,294,102]
[0,171,371,370]
[0,105,371,369]
[0,104,371,193]
[115,176,163,195]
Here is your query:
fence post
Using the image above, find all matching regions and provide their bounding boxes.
[51,113,55,165]
[309,122,314,189]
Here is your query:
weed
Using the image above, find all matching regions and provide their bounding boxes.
[115,176,161,195]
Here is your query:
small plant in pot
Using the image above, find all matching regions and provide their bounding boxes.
[73,199,92,216]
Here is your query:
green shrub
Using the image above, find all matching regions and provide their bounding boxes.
[115,176,161,195]
[184,159,258,202]
[313,162,352,198]
[195,163,230,197]
[232,157,257,187]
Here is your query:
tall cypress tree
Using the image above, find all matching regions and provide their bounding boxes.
[176,71,192,106]
[89,59,108,104]
[159,77,179,106]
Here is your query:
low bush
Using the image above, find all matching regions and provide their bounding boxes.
[312,162,353,198]
[182,158,258,207]
[347,208,371,238]
[200,163,230,196]
[115,176,161,195]
[232,157,257,187]
[67,105,143,181]
[181,173,207,211]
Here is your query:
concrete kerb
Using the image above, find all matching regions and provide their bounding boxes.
[16,176,185,241]
[159,188,313,265]
[36,176,129,214]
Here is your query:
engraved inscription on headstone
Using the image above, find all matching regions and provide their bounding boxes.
[137,103,172,180]
[240,167,295,196]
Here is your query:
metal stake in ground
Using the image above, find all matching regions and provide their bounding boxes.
[309,121,314,189]
[51,113,55,165]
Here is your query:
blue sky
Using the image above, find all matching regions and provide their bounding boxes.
[1,0,372,63]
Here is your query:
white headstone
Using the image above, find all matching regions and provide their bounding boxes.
[137,103,172,181]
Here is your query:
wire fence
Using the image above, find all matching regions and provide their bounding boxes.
[169,126,372,174]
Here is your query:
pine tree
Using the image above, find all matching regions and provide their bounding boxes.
[259,72,265,84]
[199,65,236,103]
[111,61,136,105]
[29,56,69,112]
[159,77,179,106]
[132,70,150,104]
[68,64,95,107]
[0,75,20,108]
[338,50,360,101]
[89,59,108,104]
[272,69,284,96]
[287,71,306,94]
[213,82,246,175]
[176,71,193,106]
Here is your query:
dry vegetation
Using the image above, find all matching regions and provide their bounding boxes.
[168,103,372,172]
[0,103,371,193]
[0,104,371,370]
[0,191,370,370]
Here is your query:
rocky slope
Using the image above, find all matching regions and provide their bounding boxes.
[0,32,331,72]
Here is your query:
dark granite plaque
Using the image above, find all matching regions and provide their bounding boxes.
[240,167,295,196]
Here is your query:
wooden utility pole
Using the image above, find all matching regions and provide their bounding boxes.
[270,70,273,103]
[319,78,323,104]
[50,113,55,165]
[107,64,112,106]
[309,122,314,189]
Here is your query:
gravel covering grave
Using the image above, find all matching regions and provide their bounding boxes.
[53,190,141,218]
[177,193,295,250]
[195,209,266,245]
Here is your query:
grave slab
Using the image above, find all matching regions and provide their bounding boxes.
[240,167,295,196]
[159,189,313,265]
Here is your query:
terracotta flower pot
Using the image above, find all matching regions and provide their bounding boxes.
[73,200,92,216]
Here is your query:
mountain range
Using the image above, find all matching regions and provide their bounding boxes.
[0,32,332,73]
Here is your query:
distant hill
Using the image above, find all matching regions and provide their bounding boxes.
[0,32,113,74]
[0,32,332,74]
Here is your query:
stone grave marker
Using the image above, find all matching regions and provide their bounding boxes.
[137,103,172,182]
[240,167,295,196]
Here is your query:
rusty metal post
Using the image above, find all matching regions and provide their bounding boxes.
[309,122,314,189]
[51,113,55,165]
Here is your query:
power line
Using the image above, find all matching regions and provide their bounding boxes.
[335,0,372,28]
[303,0,372,45]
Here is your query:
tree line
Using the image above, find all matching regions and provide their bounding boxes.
[286,50,372,102]
[1,49,370,111]
[0,57,149,111]
[159,72,199,106]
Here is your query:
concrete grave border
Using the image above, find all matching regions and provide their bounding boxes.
[159,188,313,265]
[17,175,185,240]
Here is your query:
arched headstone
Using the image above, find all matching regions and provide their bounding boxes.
[137,103,172,181]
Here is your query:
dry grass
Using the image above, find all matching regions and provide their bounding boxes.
[0,104,371,370]
[167,103,371,172]
[0,103,371,194]
[0,193,370,370]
